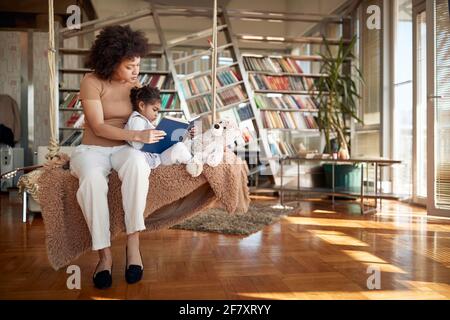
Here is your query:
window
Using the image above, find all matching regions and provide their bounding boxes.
[393,0,413,196]
[433,0,450,209]
[353,0,383,158]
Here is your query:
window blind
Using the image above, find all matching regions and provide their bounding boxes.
[435,0,450,209]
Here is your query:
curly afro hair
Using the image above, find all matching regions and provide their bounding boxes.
[130,85,161,111]
[86,25,149,80]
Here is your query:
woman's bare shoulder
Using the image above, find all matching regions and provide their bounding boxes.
[80,73,105,98]
[82,72,103,84]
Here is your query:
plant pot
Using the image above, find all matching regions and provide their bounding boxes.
[323,163,361,193]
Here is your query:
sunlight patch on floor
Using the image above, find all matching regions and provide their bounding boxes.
[283,216,450,233]
[309,229,368,247]
[91,296,121,300]
[340,250,406,273]
[313,209,337,214]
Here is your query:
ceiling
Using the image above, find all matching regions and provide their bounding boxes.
[88,0,350,49]
[0,0,351,49]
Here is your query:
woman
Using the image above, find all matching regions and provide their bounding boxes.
[69,25,166,289]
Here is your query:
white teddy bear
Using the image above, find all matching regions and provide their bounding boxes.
[185,119,243,177]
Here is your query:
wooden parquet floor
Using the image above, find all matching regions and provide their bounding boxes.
[0,193,449,300]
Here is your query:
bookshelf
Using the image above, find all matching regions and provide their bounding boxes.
[56,40,84,146]
[56,39,188,146]
[148,5,354,188]
[237,27,353,189]
[150,4,269,181]
[240,53,327,186]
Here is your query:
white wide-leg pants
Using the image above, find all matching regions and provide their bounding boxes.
[69,144,150,251]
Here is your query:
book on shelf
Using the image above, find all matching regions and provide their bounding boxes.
[73,114,85,128]
[138,74,172,89]
[249,74,314,91]
[60,92,80,109]
[63,112,85,129]
[243,56,315,90]
[219,86,246,105]
[180,69,242,98]
[260,110,318,130]
[278,141,298,157]
[267,136,299,157]
[187,86,248,115]
[61,130,83,146]
[161,94,178,110]
[218,69,241,85]
[64,112,80,127]
[243,56,305,74]
[239,119,257,144]
[72,133,83,146]
[217,102,255,124]
[241,126,254,144]
[254,94,318,111]
[188,95,213,115]
[236,103,254,121]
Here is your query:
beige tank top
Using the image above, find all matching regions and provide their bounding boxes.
[78,72,140,147]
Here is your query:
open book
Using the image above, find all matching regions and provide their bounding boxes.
[141,115,200,154]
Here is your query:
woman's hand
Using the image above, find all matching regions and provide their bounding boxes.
[136,129,166,144]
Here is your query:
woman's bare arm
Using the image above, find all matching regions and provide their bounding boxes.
[82,99,165,143]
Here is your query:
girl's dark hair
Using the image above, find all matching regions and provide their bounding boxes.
[86,25,149,80]
[130,85,161,111]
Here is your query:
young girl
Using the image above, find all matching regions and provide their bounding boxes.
[125,85,194,168]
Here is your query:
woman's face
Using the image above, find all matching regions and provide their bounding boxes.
[113,56,141,83]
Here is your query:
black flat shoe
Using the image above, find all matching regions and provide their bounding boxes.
[93,262,113,289]
[125,247,143,284]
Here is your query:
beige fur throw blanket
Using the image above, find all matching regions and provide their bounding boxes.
[35,151,250,270]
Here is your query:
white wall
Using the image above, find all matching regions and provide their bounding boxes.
[0,31,54,162]
[32,32,51,150]
[0,32,22,109]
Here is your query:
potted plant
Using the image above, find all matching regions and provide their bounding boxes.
[313,35,364,193]
[314,35,363,156]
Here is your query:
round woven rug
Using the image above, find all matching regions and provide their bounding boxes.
[170,202,296,236]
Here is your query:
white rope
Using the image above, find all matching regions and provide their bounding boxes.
[47,0,60,159]
[211,0,218,124]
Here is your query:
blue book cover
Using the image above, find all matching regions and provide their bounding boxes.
[141,115,199,154]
